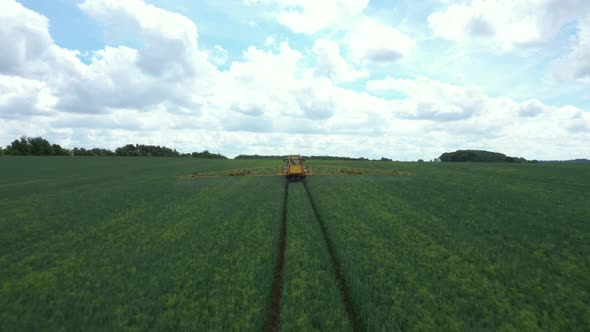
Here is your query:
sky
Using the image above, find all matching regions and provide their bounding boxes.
[0,0,589,160]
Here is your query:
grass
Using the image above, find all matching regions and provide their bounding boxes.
[1,157,589,330]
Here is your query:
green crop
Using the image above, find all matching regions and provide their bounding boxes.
[305,161,590,331]
[279,182,351,331]
[1,157,588,330]
[0,156,283,330]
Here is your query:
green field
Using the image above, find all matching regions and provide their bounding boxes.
[1,157,589,331]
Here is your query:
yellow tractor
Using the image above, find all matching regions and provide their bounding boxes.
[177,154,413,181]
[280,155,310,181]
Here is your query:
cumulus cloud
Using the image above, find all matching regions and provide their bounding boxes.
[207,45,230,66]
[79,0,203,78]
[0,0,219,116]
[0,75,57,119]
[553,17,590,83]
[218,42,302,122]
[78,0,220,84]
[0,0,83,80]
[428,1,539,49]
[367,77,486,121]
[367,76,590,146]
[75,0,220,113]
[428,0,590,51]
[519,99,546,117]
[0,0,52,75]
[246,0,369,34]
[0,0,588,161]
[348,18,415,63]
[312,39,368,83]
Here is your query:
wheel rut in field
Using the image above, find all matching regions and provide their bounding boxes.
[265,180,288,332]
[302,180,364,332]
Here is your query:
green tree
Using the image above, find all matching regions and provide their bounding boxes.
[6,137,32,155]
[51,144,70,156]
[439,150,527,163]
[191,150,228,159]
[4,136,73,156]
[28,137,54,155]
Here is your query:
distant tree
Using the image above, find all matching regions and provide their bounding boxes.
[417,159,424,162]
[234,154,374,161]
[116,144,138,156]
[3,136,73,156]
[115,144,179,157]
[51,144,70,156]
[5,136,31,155]
[0,147,3,156]
[235,154,286,160]
[380,157,392,161]
[28,137,53,155]
[73,147,87,156]
[72,147,114,156]
[439,150,527,163]
[191,150,228,159]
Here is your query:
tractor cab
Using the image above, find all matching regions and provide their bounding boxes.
[283,155,308,180]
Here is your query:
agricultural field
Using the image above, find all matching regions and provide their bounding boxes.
[1,156,589,331]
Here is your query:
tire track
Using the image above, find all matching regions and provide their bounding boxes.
[265,180,289,332]
[302,180,364,332]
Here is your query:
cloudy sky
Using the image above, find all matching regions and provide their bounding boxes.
[1,0,589,160]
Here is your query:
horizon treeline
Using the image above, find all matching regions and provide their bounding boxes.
[1,136,227,159]
[234,154,394,161]
[439,150,529,162]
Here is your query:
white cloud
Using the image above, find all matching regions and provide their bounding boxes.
[0,0,588,161]
[0,0,84,80]
[428,0,539,49]
[348,18,415,63]
[265,35,275,46]
[0,0,51,75]
[553,17,590,83]
[368,76,486,121]
[312,39,368,83]
[79,0,202,78]
[0,75,57,119]
[208,45,230,66]
[428,0,590,51]
[366,76,590,155]
[519,99,546,117]
[246,0,369,34]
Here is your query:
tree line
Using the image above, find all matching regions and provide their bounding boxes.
[234,154,386,161]
[439,150,528,162]
[1,136,227,159]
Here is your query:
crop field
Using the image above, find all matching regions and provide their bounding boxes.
[1,157,589,331]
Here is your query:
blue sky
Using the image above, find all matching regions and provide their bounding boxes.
[1,0,589,159]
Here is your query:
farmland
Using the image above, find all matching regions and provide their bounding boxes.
[1,157,589,331]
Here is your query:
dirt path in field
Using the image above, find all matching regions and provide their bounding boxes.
[302,180,364,332]
[265,180,289,332]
